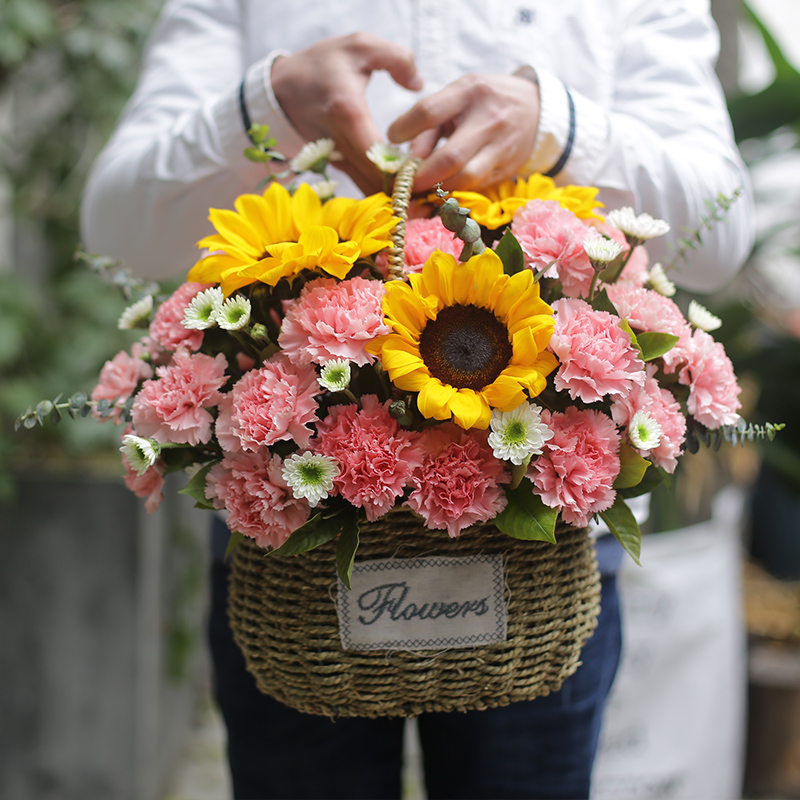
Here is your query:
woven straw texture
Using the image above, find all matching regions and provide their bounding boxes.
[228,512,601,718]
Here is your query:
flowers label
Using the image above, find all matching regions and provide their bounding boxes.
[337,554,507,652]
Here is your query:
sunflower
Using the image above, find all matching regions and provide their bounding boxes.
[187,183,396,295]
[438,173,604,229]
[367,249,559,430]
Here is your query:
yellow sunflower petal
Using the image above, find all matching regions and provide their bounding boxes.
[481,375,527,411]
[290,183,324,230]
[207,207,262,256]
[382,281,430,336]
[380,344,428,380]
[417,379,458,421]
[419,251,457,307]
[448,389,491,430]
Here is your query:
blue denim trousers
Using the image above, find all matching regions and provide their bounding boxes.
[208,530,621,800]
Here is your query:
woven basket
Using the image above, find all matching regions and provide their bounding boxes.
[226,160,601,717]
[228,513,600,718]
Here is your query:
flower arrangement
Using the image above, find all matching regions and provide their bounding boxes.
[18,138,781,586]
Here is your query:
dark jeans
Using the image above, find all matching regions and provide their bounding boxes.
[208,544,621,800]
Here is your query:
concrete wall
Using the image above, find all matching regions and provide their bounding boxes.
[0,472,210,800]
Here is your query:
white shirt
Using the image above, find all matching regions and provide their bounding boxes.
[80,0,753,292]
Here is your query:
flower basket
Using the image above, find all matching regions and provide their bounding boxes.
[19,139,774,721]
[228,511,600,718]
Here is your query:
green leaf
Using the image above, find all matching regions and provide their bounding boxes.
[590,288,619,316]
[224,530,244,561]
[614,443,651,489]
[493,483,558,543]
[618,318,641,354]
[270,511,342,557]
[600,498,642,565]
[335,510,361,589]
[495,229,526,275]
[636,331,680,362]
[619,463,667,499]
[177,462,217,510]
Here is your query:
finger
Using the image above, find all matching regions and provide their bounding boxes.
[387,79,471,144]
[412,123,491,191]
[346,32,423,91]
[407,128,443,160]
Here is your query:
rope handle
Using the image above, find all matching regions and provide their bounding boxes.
[386,157,421,281]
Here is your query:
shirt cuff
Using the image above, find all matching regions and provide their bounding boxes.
[522,67,610,184]
[246,50,307,159]
[524,67,571,176]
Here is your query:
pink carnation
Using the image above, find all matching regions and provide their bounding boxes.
[611,364,686,473]
[149,282,212,352]
[529,408,621,528]
[123,454,165,513]
[407,426,508,537]
[314,395,422,521]
[511,200,595,298]
[678,329,741,428]
[91,342,153,421]
[549,298,645,403]
[403,217,462,273]
[278,277,390,366]
[216,355,319,451]
[205,451,310,550]
[606,284,692,371]
[131,348,228,445]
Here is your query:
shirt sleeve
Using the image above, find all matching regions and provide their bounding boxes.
[80,0,305,281]
[524,0,753,294]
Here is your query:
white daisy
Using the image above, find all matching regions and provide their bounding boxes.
[628,411,663,452]
[117,295,153,330]
[687,300,722,332]
[120,434,161,475]
[488,403,554,466]
[215,295,251,330]
[366,142,407,174]
[318,359,352,392]
[290,138,341,174]
[647,263,677,297]
[308,179,338,201]
[583,235,624,265]
[606,207,670,244]
[183,286,224,330]
[282,452,340,507]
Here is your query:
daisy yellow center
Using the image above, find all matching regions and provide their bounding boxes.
[419,304,512,391]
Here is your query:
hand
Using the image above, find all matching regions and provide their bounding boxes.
[271,33,423,194]
[387,73,540,192]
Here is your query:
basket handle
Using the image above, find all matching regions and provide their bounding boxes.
[386,157,421,281]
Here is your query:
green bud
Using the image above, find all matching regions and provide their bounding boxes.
[388,400,407,419]
[249,323,270,341]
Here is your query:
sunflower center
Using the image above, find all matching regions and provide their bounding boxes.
[419,304,512,390]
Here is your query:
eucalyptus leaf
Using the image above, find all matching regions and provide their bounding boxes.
[636,331,680,362]
[493,483,558,543]
[600,498,642,565]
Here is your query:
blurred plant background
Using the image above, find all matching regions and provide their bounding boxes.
[0,0,164,496]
